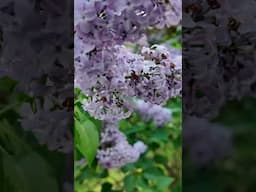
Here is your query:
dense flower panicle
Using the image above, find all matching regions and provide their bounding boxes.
[0,0,73,153]
[97,121,147,168]
[75,0,182,121]
[183,0,256,118]
[77,45,182,121]
[183,116,233,166]
[77,45,143,120]
[135,100,172,126]
[75,0,181,49]
[141,45,182,98]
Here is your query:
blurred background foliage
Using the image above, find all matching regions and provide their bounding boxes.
[183,97,256,192]
[74,27,182,192]
[0,77,64,192]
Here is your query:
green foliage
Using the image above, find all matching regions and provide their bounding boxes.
[0,120,59,192]
[74,88,101,166]
[183,97,256,192]
[74,93,182,191]
[75,116,99,166]
[0,78,62,192]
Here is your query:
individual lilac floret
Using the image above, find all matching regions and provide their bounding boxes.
[134,99,172,126]
[97,121,147,168]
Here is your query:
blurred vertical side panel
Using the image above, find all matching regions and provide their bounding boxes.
[183,0,256,191]
[0,0,73,191]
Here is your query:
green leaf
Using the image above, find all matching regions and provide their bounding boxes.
[172,179,182,192]
[17,152,58,192]
[75,119,99,166]
[123,125,146,135]
[1,149,58,192]
[0,77,17,93]
[149,130,169,143]
[101,182,112,192]
[0,103,19,116]
[124,175,138,192]
[1,151,27,192]
[144,173,174,191]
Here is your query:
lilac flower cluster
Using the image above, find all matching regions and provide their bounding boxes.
[183,0,256,119]
[75,0,182,121]
[141,45,182,99]
[75,0,181,168]
[77,44,182,121]
[0,0,73,153]
[97,121,147,168]
[181,1,256,167]
[134,99,172,126]
[75,0,181,48]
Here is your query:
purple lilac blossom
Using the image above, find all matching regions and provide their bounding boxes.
[75,0,182,121]
[77,44,182,121]
[75,0,182,168]
[0,0,73,153]
[134,99,172,126]
[97,121,147,168]
[183,0,256,119]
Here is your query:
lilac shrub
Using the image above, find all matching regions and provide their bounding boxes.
[75,0,182,168]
